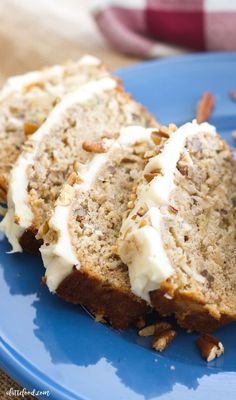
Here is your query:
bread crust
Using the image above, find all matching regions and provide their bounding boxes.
[19,222,234,332]
[19,230,43,255]
[150,285,234,333]
[21,233,150,329]
[56,266,150,329]
[0,175,7,202]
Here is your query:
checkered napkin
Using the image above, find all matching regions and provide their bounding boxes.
[92,0,236,57]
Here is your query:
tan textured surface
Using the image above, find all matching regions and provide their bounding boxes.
[0,1,140,398]
[0,0,140,85]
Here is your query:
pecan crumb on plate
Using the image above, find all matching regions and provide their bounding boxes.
[197,334,224,362]
[196,92,215,123]
[229,91,236,100]
[152,329,177,352]
[232,131,236,140]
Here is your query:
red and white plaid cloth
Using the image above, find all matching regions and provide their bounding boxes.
[92,0,236,57]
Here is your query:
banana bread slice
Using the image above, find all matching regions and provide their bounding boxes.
[39,126,163,329]
[1,78,157,253]
[118,121,236,333]
[0,55,108,201]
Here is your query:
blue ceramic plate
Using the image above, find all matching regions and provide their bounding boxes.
[1,53,236,400]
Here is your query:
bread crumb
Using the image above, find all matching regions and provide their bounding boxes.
[95,314,106,324]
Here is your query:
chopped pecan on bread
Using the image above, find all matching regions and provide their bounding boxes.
[24,121,39,136]
[144,168,163,182]
[82,140,108,153]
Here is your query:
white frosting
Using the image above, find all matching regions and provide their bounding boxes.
[0,208,24,253]
[40,126,157,292]
[76,153,111,191]
[40,205,79,292]
[0,77,117,252]
[124,208,174,302]
[118,121,216,302]
[0,55,101,99]
[77,55,101,66]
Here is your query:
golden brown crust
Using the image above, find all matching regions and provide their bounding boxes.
[19,230,43,255]
[0,175,7,202]
[150,287,234,333]
[56,266,150,329]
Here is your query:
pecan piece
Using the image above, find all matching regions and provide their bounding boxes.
[144,149,156,159]
[232,131,236,140]
[95,314,106,324]
[158,126,171,138]
[138,219,148,228]
[121,157,137,163]
[101,131,119,139]
[197,334,224,362]
[144,168,163,182]
[152,329,177,352]
[139,324,156,337]
[229,91,236,101]
[178,164,189,177]
[150,127,170,145]
[151,131,162,145]
[154,321,172,334]
[127,200,135,209]
[82,140,108,153]
[52,96,61,107]
[196,92,215,123]
[14,215,20,224]
[24,81,44,91]
[137,204,148,217]
[67,172,81,185]
[139,321,172,337]
[168,205,178,214]
[24,121,39,136]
